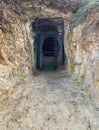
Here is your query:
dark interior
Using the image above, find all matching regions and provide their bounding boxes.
[38,24,58,32]
[43,37,55,57]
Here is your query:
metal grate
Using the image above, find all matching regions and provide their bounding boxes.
[43,37,55,57]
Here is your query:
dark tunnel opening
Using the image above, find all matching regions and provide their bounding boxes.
[33,17,65,70]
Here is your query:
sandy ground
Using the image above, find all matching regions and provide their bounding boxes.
[0,70,99,130]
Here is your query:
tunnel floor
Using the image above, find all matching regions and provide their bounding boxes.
[0,70,99,130]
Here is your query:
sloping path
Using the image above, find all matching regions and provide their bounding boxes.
[0,70,99,130]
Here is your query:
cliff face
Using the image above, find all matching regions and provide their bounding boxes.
[0,4,31,99]
[67,2,99,99]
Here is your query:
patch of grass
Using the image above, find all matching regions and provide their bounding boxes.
[42,64,55,70]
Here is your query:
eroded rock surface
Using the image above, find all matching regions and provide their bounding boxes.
[66,1,99,100]
[0,4,31,99]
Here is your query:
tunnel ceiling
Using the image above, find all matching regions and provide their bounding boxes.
[32,17,63,32]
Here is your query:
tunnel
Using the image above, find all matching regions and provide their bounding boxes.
[33,17,65,70]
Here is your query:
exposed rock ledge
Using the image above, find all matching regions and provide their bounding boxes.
[66,1,99,100]
[0,5,31,100]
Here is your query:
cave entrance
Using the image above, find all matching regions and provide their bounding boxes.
[32,17,65,70]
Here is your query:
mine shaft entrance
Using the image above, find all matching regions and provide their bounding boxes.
[33,17,65,70]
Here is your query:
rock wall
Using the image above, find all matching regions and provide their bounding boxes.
[66,1,99,100]
[0,4,31,99]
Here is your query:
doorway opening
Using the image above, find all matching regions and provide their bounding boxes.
[32,17,65,70]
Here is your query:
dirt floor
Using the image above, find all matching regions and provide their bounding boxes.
[0,70,99,130]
